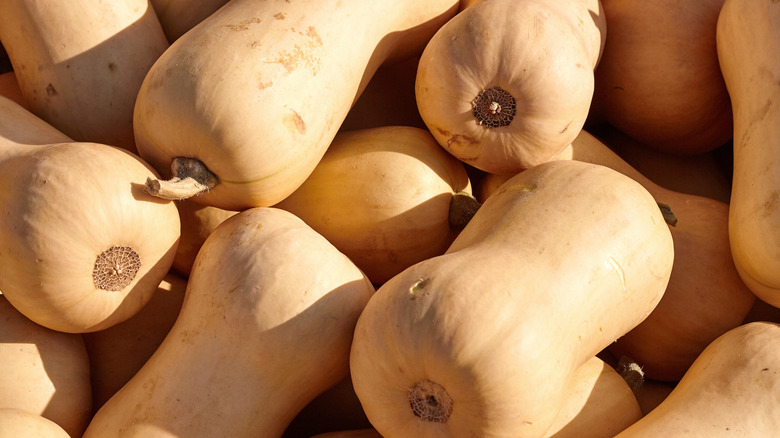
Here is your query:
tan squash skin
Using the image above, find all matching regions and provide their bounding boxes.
[0,408,71,438]
[0,71,27,110]
[135,0,459,211]
[591,0,732,155]
[283,376,372,438]
[479,131,755,381]
[415,0,606,175]
[350,160,673,437]
[84,207,375,438]
[171,200,238,277]
[149,0,229,42]
[0,295,92,437]
[275,126,473,285]
[717,0,780,307]
[0,0,169,153]
[614,322,780,436]
[83,272,187,412]
[313,357,642,438]
[0,99,181,333]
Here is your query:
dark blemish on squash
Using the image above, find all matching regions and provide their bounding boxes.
[284,109,306,135]
[446,133,478,149]
[264,27,323,75]
[436,127,451,137]
[560,120,572,134]
[763,191,779,217]
[223,17,261,31]
[762,368,769,371]
[274,12,286,19]
[306,26,323,46]
[46,83,57,96]
[108,62,117,72]
[614,86,625,91]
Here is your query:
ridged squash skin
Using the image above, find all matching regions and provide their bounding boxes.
[350,159,673,438]
[614,322,780,436]
[84,207,375,438]
[134,0,459,210]
[0,0,169,153]
[716,0,780,307]
[415,0,606,175]
[0,296,92,438]
[275,126,472,285]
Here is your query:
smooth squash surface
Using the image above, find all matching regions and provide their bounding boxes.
[135,0,459,210]
[350,159,673,437]
[717,0,780,306]
[0,408,71,438]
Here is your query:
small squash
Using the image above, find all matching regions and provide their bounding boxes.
[135,0,460,210]
[590,0,732,155]
[83,272,187,412]
[84,207,375,438]
[0,0,169,153]
[614,322,780,436]
[275,126,475,285]
[350,159,673,437]
[415,0,606,175]
[0,295,92,437]
[479,131,755,381]
[716,0,780,307]
[0,408,71,438]
[0,98,181,333]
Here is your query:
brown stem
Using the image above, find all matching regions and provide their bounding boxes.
[657,202,678,227]
[616,355,645,396]
[145,157,219,200]
[449,191,482,231]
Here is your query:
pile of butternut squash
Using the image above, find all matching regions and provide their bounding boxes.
[0,0,778,437]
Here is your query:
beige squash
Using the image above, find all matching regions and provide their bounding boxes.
[415,0,606,175]
[275,126,474,285]
[717,0,780,307]
[0,98,181,334]
[350,159,673,437]
[84,207,375,438]
[0,295,92,437]
[591,0,732,155]
[479,131,755,381]
[135,0,460,210]
[0,408,71,438]
[83,272,187,411]
[614,322,780,436]
[0,0,169,153]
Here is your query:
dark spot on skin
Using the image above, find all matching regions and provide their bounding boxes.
[274,12,285,19]
[560,120,572,134]
[108,62,117,72]
[46,83,57,96]
[614,86,624,91]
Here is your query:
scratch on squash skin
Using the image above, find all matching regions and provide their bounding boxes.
[223,17,261,31]
[605,256,627,295]
[284,109,306,135]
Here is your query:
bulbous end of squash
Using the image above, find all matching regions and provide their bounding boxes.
[408,379,453,423]
[93,246,141,291]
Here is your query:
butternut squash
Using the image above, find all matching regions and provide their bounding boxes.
[591,0,732,155]
[717,0,780,307]
[0,408,71,438]
[350,159,673,437]
[149,0,229,42]
[0,71,26,109]
[479,131,755,381]
[275,126,474,285]
[0,0,169,153]
[283,376,372,438]
[0,97,181,333]
[84,207,375,438]
[614,322,780,436]
[0,295,92,437]
[415,0,606,175]
[172,200,238,277]
[83,272,187,412]
[135,0,459,210]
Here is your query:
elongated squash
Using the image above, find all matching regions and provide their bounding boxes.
[0,97,181,333]
[479,131,755,381]
[0,295,92,437]
[275,126,474,285]
[350,159,673,437]
[717,0,780,307]
[84,207,375,438]
[415,0,606,175]
[0,0,169,153]
[614,322,780,436]
[136,0,459,210]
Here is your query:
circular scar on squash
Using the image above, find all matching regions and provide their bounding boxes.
[93,246,141,291]
[408,379,453,423]
[472,86,516,128]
